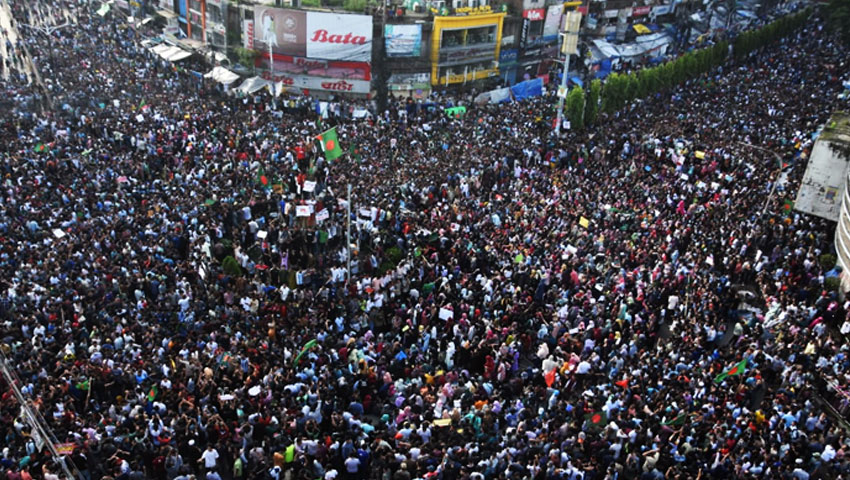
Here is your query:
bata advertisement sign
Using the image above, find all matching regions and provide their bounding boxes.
[523,8,545,21]
[253,7,373,62]
[261,71,371,94]
[632,5,651,16]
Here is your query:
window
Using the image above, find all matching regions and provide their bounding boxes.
[466,26,496,44]
[207,4,222,23]
[441,29,465,47]
[211,32,225,46]
[528,19,544,36]
[189,0,201,11]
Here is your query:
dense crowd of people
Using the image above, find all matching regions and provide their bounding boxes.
[1,0,850,479]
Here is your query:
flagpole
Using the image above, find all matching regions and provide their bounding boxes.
[347,183,352,284]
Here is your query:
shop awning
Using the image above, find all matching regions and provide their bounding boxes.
[150,44,193,62]
[235,76,272,94]
[204,66,240,85]
[156,9,178,19]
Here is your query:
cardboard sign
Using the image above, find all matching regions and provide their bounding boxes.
[316,208,330,222]
[303,180,317,193]
[296,205,312,217]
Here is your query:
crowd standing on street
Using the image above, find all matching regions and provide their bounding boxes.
[1,1,850,480]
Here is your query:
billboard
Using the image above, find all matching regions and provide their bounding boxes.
[385,24,422,57]
[543,5,562,41]
[523,8,545,20]
[243,19,254,49]
[253,8,373,62]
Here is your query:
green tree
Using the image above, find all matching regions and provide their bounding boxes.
[233,47,258,70]
[586,79,601,125]
[566,86,586,130]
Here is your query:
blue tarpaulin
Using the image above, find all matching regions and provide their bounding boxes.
[570,77,583,88]
[510,78,543,101]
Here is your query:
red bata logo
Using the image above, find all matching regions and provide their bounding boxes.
[310,29,368,45]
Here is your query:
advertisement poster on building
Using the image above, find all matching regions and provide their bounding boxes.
[543,5,562,41]
[253,8,373,62]
[254,7,307,56]
[385,24,423,57]
[306,12,373,61]
[523,8,545,21]
[261,69,372,95]
[243,19,254,49]
[632,6,651,16]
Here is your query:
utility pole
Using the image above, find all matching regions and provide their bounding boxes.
[346,183,352,282]
[737,142,784,218]
[0,350,81,480]
[555,4,581,136]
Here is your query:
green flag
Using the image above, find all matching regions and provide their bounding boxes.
[781,199,794,216]
[584,411,607,430]
[714,358,747,384]
[316,127,343,161]
[256,168,270,189]
[34,143,46,153]
[293,339,318,366]
[147,385,158,402]
[662,412,687,426]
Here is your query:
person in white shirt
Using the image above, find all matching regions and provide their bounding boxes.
[199,445,219,471]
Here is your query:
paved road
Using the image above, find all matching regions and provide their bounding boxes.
[0,0,28,82]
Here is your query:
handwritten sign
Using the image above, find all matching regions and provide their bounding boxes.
[296,205,312,217]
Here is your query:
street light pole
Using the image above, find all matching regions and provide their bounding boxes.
[738,141,784,218]
[555,52,570,136]
[555,5,581,136]
[347,183,352,283]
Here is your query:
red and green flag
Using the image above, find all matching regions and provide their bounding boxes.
[34,143,47,153]
[714,358,747,384]
[584,411,607,430]
[317,127,343,161]
[256,168,270,189]
[147,385,158,402]
[781,199,794,216]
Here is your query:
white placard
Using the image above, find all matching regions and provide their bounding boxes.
[296,205,312,217]
[316,208,330,222]
[439,307,454,320]
[303,180,317,192]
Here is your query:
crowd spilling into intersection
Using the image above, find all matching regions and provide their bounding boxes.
[1,0,850,479]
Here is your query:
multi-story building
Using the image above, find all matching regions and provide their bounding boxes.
[146,0,707,97]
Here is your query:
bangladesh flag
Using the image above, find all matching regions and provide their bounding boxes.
[714,358,747,384]
[317,127,343,161]
[147,385,158,402]
[662,412,687,426]
[34,143,47,153]
[256,168,270,189]
[781,199,794,216]
[584,411,607,430]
